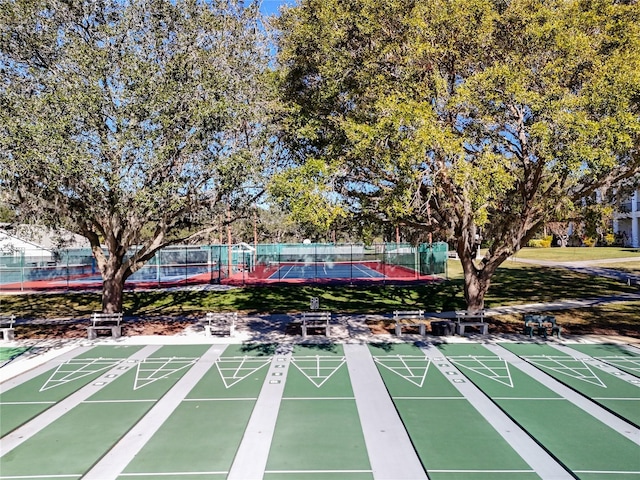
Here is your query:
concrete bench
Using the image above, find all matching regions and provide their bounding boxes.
[301,311,332,338]
[393,310,426,336]
[203,312,237,337]
[523,314,561,339]
[0,315,16,341]
[454,309,488,335]
[87,312,123,340]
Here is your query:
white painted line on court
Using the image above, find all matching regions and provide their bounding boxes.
[264,469,374,474]
[0,346,94,388]
[182,397,256,401]
[82,345,225,480]
[281,396,355,400]
[550,344,640,387]
[0,475,81,479]
[0,401,56,405]
[118,471,229,477]
[427,469,535,473]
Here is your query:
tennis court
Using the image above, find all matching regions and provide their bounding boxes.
[1,340,639,479]
[0,242,448,291]
[266,261,386,280]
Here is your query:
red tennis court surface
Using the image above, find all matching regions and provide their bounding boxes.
[0,261,442,292]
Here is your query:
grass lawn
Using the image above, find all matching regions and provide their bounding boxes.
[0,262,636,317]
[509,246,640,262]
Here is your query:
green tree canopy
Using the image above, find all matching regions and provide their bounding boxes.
[0,0,275,311]
[274,0,640,309]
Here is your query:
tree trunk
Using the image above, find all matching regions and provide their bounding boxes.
[458,238,491,312]
[102,270,125,313]
[462,268,490,312]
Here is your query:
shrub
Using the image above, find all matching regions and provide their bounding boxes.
[603,233,615,246]
[527,236,553,248]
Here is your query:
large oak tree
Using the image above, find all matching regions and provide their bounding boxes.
[1,0,275,311]
[274,0,640,310]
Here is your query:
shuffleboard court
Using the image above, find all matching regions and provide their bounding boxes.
[117,344,274,479]
[437,343,640,479]
[501,343,640,426]
[0,344,209,479]
[0,345,145,437]
[566,343,640,378]
[264,344,373,480]
[0,346,29,363]
[369,343,541,480]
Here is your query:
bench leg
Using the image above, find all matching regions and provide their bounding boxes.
[1,329,15,341]
[480,324,488,335]
[419,324,426,336]
[395,324,402,336]
[302,324,307,338]
[455,323,464,335]
[87,328,97,340]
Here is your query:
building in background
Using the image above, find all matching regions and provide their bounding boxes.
[613,189,640,248]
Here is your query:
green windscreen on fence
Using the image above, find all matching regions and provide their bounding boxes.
[0,242,447,289]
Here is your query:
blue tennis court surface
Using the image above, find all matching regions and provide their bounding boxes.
[269,262,385,280]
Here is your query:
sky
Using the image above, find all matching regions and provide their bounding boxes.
[259,0,295,16]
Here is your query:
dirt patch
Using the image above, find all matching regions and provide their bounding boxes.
[15,318,195,339]
[366,309,640,339]
[9,305,640,340]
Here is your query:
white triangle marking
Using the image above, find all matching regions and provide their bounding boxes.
[525,356,607,388]
[291,356,346,388]
[40,358,122,392]
[374,355,431,387]
[134,357,197,390]
[449,356,514,388]
[599,356,640,375]
[216,356,272,388]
